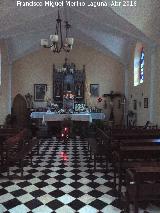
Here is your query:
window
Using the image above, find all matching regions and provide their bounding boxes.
[139,48,144,84]
[134,43,144,86]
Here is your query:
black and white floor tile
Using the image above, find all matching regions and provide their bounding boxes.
[0,138,160,213]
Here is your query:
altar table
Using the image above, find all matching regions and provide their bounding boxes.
[30,112,105,123]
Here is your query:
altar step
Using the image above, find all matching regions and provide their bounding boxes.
[37,126,48,138]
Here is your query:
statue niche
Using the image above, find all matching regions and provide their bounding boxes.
[53,58,85,106]
[63,72,74,93]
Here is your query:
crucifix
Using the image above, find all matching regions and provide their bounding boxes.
[103,91,122,122]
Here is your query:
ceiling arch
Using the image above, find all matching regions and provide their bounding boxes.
[0,0,158,64]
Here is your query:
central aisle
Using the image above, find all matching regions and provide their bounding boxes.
[0,139,125,212]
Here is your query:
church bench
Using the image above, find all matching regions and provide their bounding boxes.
[0,129,32,167]
[6,137,39,178]
[111,128,160,135]
[108,130,160,152]
[125,167,160,213]
[112,138,160,144]
[87,137,109,172]
[4,129,31,151]
[95,127,160,153]
[0,128,20,151]
[111,138,160,152]
[87,127,111,171]
[0,133,22,167]
[110,127,160,133]
[111,132,160,140]
[112,144,160,197]
[0,128,22,156]
[0,128,19,138]
[100,128,160,150]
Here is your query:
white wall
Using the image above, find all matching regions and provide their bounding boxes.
[112,0,160,45]
[153,46,160,125]
[126,42,160,126]
[0,39,11,124]
[12,40,125,123]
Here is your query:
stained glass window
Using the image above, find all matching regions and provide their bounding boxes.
[140,48,144,84]
[134,43,144,86]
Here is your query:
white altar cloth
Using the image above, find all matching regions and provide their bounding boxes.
[31,112,105,123]
[43,113,92,122]
[90,113,105,120]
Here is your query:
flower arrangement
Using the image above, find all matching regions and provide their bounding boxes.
[74,103,86,112]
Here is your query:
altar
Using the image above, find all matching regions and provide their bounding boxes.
[30,59,106,137]
[31,111,105,137]
[30,112,105,123]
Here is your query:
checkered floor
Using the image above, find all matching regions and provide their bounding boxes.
[0,139,160,213]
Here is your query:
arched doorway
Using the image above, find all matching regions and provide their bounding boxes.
[12,94,29,128]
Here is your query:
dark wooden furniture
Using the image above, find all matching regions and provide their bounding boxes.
[87,127,111,171]
[94,127,160,202]
[12,94,30,128]
[111,138,160,151]
[1,129,27,163]
[0,127,19,135]
[112,130,160,138]
[0,128,20,166]
[6,137,39,178]
[0,128,39,179]
[53,58,85,106]
[125,167,160,213]
[108,127,160,151]
[113,144,160,197]
[114,138,160,144]
[110,129,160,144]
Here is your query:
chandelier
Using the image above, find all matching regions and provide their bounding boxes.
[40,7,74,53]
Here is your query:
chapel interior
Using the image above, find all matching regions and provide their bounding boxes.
[0,0,160,213]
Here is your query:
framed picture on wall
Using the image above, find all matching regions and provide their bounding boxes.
[144,98,148,108]
[34,84,47,101]
[90,84,99,97]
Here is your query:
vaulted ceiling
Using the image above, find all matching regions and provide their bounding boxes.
[112,0,160,45]
[0,0,159,65]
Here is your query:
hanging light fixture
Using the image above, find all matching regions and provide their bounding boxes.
[63,21,74,52]
[40,6,74,53]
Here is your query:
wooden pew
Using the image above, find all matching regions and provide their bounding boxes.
[94,127,160,197]
[6,137,39,178]
[111,138,160,152]
[0,129,40,180]
[113,138,160,144]
[113,144,160,197]
[87,127,111,171]
[0,133,21,167]
[0,128,20,160]
[110,128,160,139]
[109,129,160,152]
[125,167,160,213]
[0,128,19,138]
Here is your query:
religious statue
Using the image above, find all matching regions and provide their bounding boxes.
[55,83,61,97]
[25,93,33,108]
[75,83,81,97]
[53,58,85,104]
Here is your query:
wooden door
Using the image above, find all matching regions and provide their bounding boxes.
[12,94,29,128]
